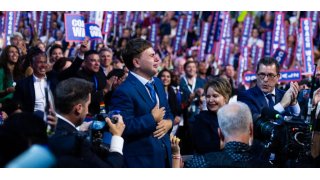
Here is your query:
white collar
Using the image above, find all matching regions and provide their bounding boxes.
[265,89,276,96]
[130,71,153,85]
[33,74,47,82]
[56,113,77,129]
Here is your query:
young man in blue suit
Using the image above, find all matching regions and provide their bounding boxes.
[238,57,300,118]
[110,38,173,167]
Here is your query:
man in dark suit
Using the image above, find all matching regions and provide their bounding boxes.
[49,78,125,167]
[237,57,300,118]
[76,50,113,115]
[237,57,300,166]
[13,48,58,114]
[110,38,173,167]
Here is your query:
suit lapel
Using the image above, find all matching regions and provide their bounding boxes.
[154,78,164,106]
[127,74,155,107]
[275,88,283,104]
[253,86,268,107]
[57,118,78,133]
[28,76,36,110]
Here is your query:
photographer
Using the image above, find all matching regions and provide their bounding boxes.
[48,78,125,168]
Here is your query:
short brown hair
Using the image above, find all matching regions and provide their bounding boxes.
[121,38,152,71]
[204,77,232,102]
[256,57,280,74]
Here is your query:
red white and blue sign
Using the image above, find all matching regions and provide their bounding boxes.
[272,48,287,67]
[85,23,103,40]
[149,23,158,48]
[174,15,185,53]
[263,30,272,56]
[4,11,16,46]
[240,14,253,50]
[271,12,284,53]
[198,22,210,61]
[102,11,113,36]
[244,70,301,84]
[301,18,314,74]
[64,14,85,42]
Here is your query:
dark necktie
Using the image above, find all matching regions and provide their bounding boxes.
[266,94,275,109]
[146,82,157,104]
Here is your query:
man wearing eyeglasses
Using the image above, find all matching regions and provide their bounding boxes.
[238,57,300,118]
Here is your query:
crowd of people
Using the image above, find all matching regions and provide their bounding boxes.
[0,11,320,168]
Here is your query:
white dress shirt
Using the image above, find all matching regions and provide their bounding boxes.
[33,75,47,112]
[56,113,124,155]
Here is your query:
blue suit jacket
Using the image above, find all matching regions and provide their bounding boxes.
[110,73,173,168]
[237,85,292,117]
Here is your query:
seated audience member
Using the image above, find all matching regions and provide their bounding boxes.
[13,47,58,114]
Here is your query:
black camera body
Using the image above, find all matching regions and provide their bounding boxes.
[254,111,311,166]
[90,110,120,148]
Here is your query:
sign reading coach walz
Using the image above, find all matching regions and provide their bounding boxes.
[64,14,85,42]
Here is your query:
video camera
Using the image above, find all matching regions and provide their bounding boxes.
[254,108,311,166]
[90,110,120,150]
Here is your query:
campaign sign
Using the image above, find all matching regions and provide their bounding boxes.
[271,12,284,53]
[149,23,157,48]
[4,11,16,46]
[206,12,218,54]
[38,11,46,36]
[14,11,21,32]
[64,14,85,42]
[272,48,287,67]
[102,11,113,35]
[279,70,302,82]
[174,16,185,53]
[243,73,257,84]
[237,55,246,84]
[240,14,253,49]
[85,23,103,40]
[0,16,3,34]
[46,11,52,30]
[185,11,194,32]
[244,70,301,84]
[301,18,314,74]
[263,30,272,56]
[311,12,318,38]
[198,22,209,61]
